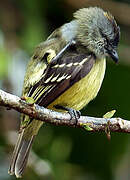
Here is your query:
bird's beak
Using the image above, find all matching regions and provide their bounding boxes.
[107,49,119,63]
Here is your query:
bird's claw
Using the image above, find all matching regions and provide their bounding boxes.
[54,105,81,125]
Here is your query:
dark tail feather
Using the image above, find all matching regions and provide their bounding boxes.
[8,130,35,178]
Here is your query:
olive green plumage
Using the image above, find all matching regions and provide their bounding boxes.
[8,7,120,178]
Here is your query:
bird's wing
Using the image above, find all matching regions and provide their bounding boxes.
[28,52,95,107]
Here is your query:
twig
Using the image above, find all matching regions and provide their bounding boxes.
[0,89,130,133]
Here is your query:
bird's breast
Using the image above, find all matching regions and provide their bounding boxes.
[48,58,106,111]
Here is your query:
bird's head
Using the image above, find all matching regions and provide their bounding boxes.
[74,7,120,62]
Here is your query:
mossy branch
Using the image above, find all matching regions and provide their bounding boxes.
[0,89,130,133]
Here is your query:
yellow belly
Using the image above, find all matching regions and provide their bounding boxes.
[48,58,106,111]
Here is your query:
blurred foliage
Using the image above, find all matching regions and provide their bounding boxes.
[0,0,130,180]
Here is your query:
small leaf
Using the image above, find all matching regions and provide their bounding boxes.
[26,97,35,105]
[103,110,116,119]
[21,116,30,129]
[80,123,93,131]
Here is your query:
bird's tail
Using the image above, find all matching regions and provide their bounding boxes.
[8,118,43,178]
[8,129,35,178]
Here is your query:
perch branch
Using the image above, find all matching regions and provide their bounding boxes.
[0,89,130,133]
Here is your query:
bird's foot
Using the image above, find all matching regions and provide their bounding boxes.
[54,105,81,125]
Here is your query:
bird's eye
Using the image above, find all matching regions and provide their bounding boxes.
[112,35,120,48]
[104,38,109,46]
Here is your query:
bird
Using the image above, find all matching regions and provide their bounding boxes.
[8,7,120,178]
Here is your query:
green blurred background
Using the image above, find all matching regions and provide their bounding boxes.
[0,0,130,179]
